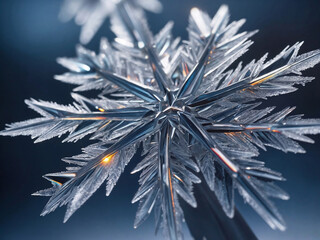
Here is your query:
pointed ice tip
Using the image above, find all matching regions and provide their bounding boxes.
[70,92,81,99]
[63,211,72,223]
[191,202,197,208]
[131,199,136,204]
[133,218,145,230]
[40,210,48,217]
[252,29,260,34]
[53,74,62,80]
[31,191,40,196]
[269,213,287,231]
[34,138,45,144]
[190,7,200,14]
[282,195,290,201]
[24,98,33,106]
[220,4,229,10]
[239,18,247,24]
[277,221,286,232]
[267,217,286,232]
[215,4,229,17]
[56,57,63,64]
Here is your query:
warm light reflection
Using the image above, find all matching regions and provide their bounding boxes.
[211,147,238,173]
[244,126,281,133]
[250,73,276,86]
[272,129,281,133]
[101,152,117,164]
[173,173,183,183]
[168,169,176,210]
[182,63,189,77]
[98,121,111,130]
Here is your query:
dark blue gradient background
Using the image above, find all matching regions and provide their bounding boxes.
[0,0,320,239]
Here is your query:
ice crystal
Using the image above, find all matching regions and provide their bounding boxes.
[2,2,320,239]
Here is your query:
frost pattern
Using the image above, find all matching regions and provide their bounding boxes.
[2,2,320,240]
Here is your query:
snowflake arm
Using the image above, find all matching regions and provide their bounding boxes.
[0,97,154,142]
[38,117,160,221]
[190,43,320,107]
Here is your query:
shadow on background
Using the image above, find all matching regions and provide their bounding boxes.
[0,0,320,239]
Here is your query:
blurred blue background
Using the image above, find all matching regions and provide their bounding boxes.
[0,0,320,239]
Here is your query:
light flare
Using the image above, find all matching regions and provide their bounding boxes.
[101,152,117,164]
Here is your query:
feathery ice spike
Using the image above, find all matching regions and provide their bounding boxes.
[1,1,320,239]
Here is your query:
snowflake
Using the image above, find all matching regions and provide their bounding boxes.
[2,2,320,240]
[59,0,162,44]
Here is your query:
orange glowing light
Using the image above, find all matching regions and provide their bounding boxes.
[243,132,252,139]
[184,63,189,75]
[168,169,176,209]
[151,63,156,71]
[250,73,275,86]
[98,108,105,112]
[98,121,111,130]
[227,77,236,86]
[225,132,238,136]
[244,126,280,133]
[101,152,117,164]
[182,63,190,77]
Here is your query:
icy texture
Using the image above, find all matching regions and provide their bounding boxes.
[2,2,320,240]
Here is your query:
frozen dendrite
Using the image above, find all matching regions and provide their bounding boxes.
[2,2,320,240]
[59,0,162,44]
